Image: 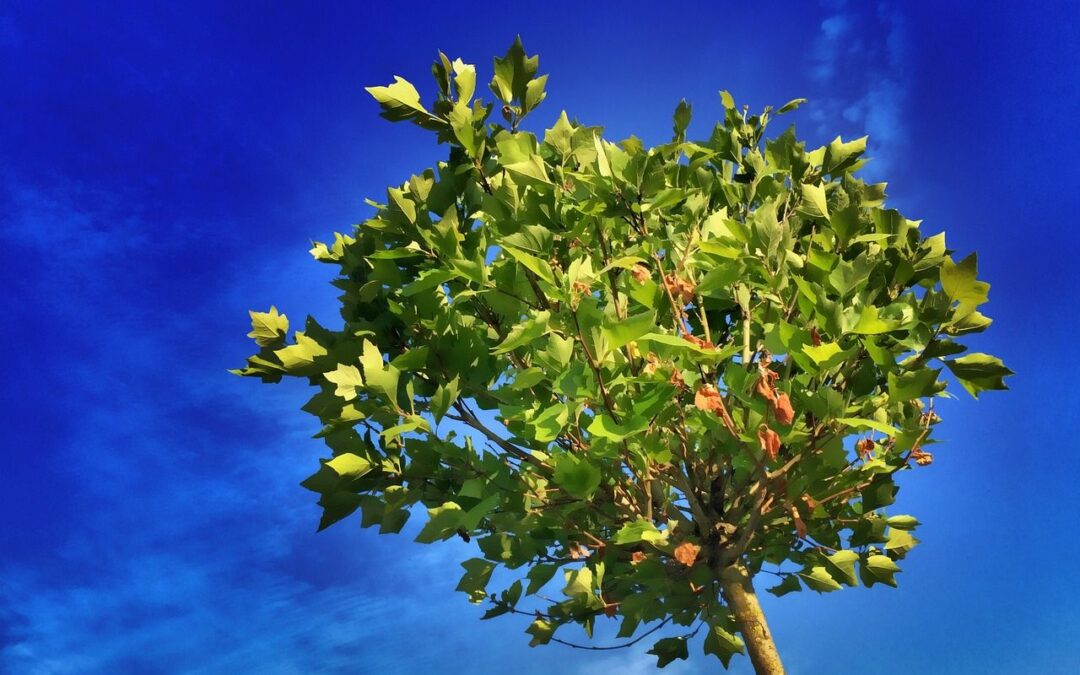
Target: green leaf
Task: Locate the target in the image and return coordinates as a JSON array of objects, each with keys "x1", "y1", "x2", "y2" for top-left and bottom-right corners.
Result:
[
  {"x1": 602, "y1": 311, "x2": 655, "y2": 349},
  {"x1": 823, "y1": 135, "x2": 867, "y2": 174},
  {"x1": 530, "y1": 403, "x2": 568, "y2": 442},
  {"x1": 380, "y1": 416, "x2": 428, "y2": 443},
  {"x1": 313, "y1": 491, "x2": 363, "y2": 532},
  {"x1": 719, "y1": 90, "x2": 736, "y2": 110},
  {"x1": 300, "y1": 453, "x2": 373, "y2": 494},
  {"x1": 503, "y1": 246, "x2": 556, "y2": 285},
  {"x1": 593, "y1": 134, "x2": 612, "y2": 177},
  {"x1": 456, "y1": 558, "x2": 496, "y2": 603},
  {"x1": 524, "y1": 74, "x2": 548, "y2": 113},
  {"x1": 544, "y1": 111, "x2": 575, "y2": 155},
  {"x1": 672, "y1": 99, "x2": 692, "y2": 140},
  {"x1": 945, "y1": 353, "x2": 1013, "y2": 398},
  {"x1": 389, "y1": 346, "x2": 428, "y2": 371},
  {"x1": 886, "y1": 515, "x2": 921, "y2": 530},
  {"x1": 829, "y1": 205, "x2": 861, "y2": 247},
  {"x1": 777, "y1": 97, "x2": 807, "y2": 114},
  {"x1": 851, "y1": 305, "x2": 895, "y2": 335},
  {"x1": 401, "y1": 269, "x2": 455, "y2": 296},
  {"x1": 887, "y1": 368, "x2": 940, "y2": 402},
  {"x1": 526, "y1": 618, "x2": 555, "y2": 647},
  {"x1": 767, "y1": 574, "x2": 802, "y2": 597},
  {"x1": 526, "y1": 563, "x2": 559, "y2": 595},
  {"x1": 940, "y1": 253, "x2": 985, "y2": 304},
  {"x1": 824, "y1": 550, "x2": 860, "y2": 587},
  {"x1": 415, "y1": 502, "x2": 464, "y2": 543},
  {"x1": 636, "y1": 332, "x2": 736, "y2": 361},
  {"x1": 460, "y1": 494, "x2": 499, "y2": 532},
  {"x1": 431, "y1": 376, "x2": 460, "y2": 422},
  {"x1": 885, "y1": 528, "x2": 920, "y2": 558},
  {"x1": 562, "y1": 566, "x2": 597, "y2": 602},
  {"x1": 703, "y1": 624, "x2": 745, "y2": 667},
  {"x1": 860, "y1": 554, "x2": 901, "y2": 588},
  {"x1": 552, "y1": 453, "x2": 602, "y2": 499},
  {"x1": 494, "y1": 310, "x2": 552, "y2": 354},
  {"x1": 504, "y1": 155, "x2": 553, "y2": 185},
  {"x1": 648, "y1": 637, "x2": 689, "y2": 668},
  {"x1": 800, "y1": 182, "x2": 829, "y2": 220},
  {"x1": 365, "y1": 76, "x2": 443, "y2": 130},
  {"x1": 545, "y1": 333, "x2": 574, "y2": 367},
  {"x1": 612, "y1": 518, "x2": 668, "y2": 545},
  {"x1": 828, "y1": 255, "x2": 873, "y2": 299},
  {"x1": 800, "y1": 565, "x2": 842, "y2": 592},
  {"x1": 452, "y1": 59, "x2": 476, "y2": 102},
  {"x1": 802, "y1": 341, "x2": 848, "y2": 369},
  {"x1": 247, "y1": 306, "x2": 289, "y2": 346},
  {"x1": 360, "y1": 339, "x2": 401, "y2": 402},
  {"x1": 449, "y1": 103, "x2": 481, "y2": 157},
  {"x1": 586, "y1": 413, "x2": 648, "y2": 441},
  {"x1": 274, "y1": 332, "x2": 327, "y2": 371},
  {"x1": 491, "y1": 36, "x2": 540, "y2": 108},
  {"x1": 836, "y1": 417, "x2": 899, "y2": 436},
  {"x1": 325, "y1": 364, "x2": 363, "y2": 401}
]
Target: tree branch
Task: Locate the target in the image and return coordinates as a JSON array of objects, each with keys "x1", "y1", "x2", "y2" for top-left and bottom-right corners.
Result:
[{"x1": 448, "y1": 403, "x2": 546, "y2": 470}]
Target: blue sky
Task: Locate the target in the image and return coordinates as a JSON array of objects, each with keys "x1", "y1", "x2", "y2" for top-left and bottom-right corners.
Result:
[{"x1": 2, "y1": 1, "x2": 1078, "y2": 673}]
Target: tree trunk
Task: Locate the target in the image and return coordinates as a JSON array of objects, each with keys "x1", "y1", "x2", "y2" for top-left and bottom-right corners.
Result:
[{"x1": 720, "y1": 564, "x2": 785, "y2": 675}]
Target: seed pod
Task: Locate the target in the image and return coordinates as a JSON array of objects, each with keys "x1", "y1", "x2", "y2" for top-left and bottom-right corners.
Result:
[
  {"x1": 643, "y1": 353, "x2": 661, "y2": 375},
  {"x1": 856, "y1": 438, "x2": 875, "y2": 459}
]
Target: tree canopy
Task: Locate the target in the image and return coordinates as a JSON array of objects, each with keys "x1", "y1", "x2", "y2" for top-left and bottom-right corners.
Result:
[{"x1": 234, "y1": 38, "x2": 1011, "y2": 672}]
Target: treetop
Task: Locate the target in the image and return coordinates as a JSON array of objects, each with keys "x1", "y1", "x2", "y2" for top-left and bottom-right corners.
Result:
[{"x1": 234, "y1": 38, "x2": 1011, "y2": 670}]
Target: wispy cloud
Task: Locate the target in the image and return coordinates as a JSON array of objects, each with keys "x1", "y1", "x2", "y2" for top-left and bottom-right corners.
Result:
[
  {"x1": 807, "y1": 1, "x2": 910, "y2": 178},
  {"x1": 0, "y1": 176, "x2": 479, "y2": 673}
]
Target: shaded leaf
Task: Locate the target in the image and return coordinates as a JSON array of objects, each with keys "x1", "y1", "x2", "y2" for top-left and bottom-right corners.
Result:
[{"x1": 945, "y1": 353, "x2": 1013, "y2": 398}]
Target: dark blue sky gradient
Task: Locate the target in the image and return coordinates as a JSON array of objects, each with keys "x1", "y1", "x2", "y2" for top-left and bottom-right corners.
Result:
[{"x1": 2, "y1": 2, "x2": 1078, "y2": 673}]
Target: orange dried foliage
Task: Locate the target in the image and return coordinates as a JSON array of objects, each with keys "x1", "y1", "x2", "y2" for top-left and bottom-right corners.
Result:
[
  {"x1": 758, "y1": 426, "x2": 781, "y2": 461},
  {"x1": 911, "y1": 449, "x2": 934, "y2": 466},
  {"x1": 791, "y1": 505, "x2": 807, "y2": 538},
  {"x1": 682, "y1": 334, "x2": 715, "y2": 350},
  {"x1": 663, "y1": 274, "x2": 696, "y2": 304},
  {"x1": 771, "y1": 392, "x2": 795, "y2": 425},
  {"x1": 755, "y1": 376, "x2": 777, "y2": 403},
  {"x1": 673, "y1": 541, "x2": 700, "y2": 567},
  {"x1": 630, "y1": 264, "x2": 651, "y2": 284},
  {"x1": 694, "y1": 384, "x2": 722, "y2": 413},
  {"x1": 568, "y1": 544, "x2": 591, "y2": 560}
]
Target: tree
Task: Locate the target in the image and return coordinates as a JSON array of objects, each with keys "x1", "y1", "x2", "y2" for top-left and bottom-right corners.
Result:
[{"x1": 233, "y1": 39, "x2": 1011, "y2": 674}]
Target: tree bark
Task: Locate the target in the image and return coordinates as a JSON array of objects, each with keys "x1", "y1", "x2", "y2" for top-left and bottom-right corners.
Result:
[{"x1": 720, "y1": 564, "x2": 785, "y2": 675}]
